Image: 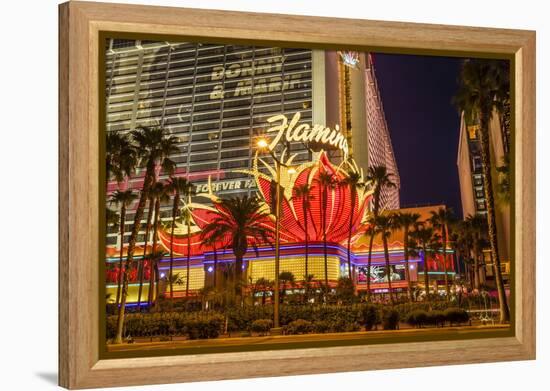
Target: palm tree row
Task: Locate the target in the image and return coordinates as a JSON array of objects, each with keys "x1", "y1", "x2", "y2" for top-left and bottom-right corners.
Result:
[
  {"x1": 454, "y1": 58, "x2": 510, "y2": 322},
  {"x1": 107, "y1": 125, "x2": 204, "y2": 343}
]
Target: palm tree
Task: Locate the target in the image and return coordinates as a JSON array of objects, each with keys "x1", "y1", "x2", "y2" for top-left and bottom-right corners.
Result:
[
  {"x1": 373, "y1": 213, "x2": 397, "y2": 304},
  {"x1": 315, "y1": 171, "x2": 336, "y2": 289},
  {"x1": 106, "y1": 132, "x2": 137, "y2": 184},
  {"x1": 466, "y1": 214, "x2": 488, "y2": 290},
  {"x1": 428, "y1": 237, "x2": 443, "y2": 296},
  {"x1": 341, "y1": 170, "x2": 364, "y2": 284},
  {"x1": 394, "y1": 212, "x2": 421, "y2": 302},
  {"x1": 293, "y1": 183, "x2": 314, "y2": 278},
  {"x1": 365, "y1": 166, "x2": 396, "y2": 301},
  {"x1": 201, "y1": 236, "x2": 225, "y2": 289},
  {"x1": 411, "y1": 225, "x2": 436, "y2": 299},
  {"x1": 302, "y1": 273, "x2": 315, "y2": 303},
  {"x1": 106, "y1": 208, "x2": 119, "y2": 231},
  {"x1": 109, "y1": 190, "x2": 138, "y2": 306},
  {"x1": 200, "y1": 196, "x2": 274, "y2": 304},
  {"x1": 454, "y1": 59, "x2": 510, "y2": 322},
  {"x1": 181, "y1": 206, "x2": 194, "y2": 298},
  {"x1": 166, "y1": 176, "x2": 194, "y2": 299},
  {"x1": 146, "y1": 181, "x2": 170, "y2": 307},
  {"x1": 496, "y1": 155, "x2": 511, "y2": 205},
  {"x1": 136, "y1": 194, "x2": 154, "y2": 311},
  {"x1": 429, "y1": 208, "x2": 455, "y2": 299},
  {"x1": 115, "y1": 126, "x2": 178, "y2": 344},
  {"x1": 253, "y1": 277, "x2": 274, "y2": 305},
  {"x1": 279, "y1": 271, "x2": 295, "y2": 302}
]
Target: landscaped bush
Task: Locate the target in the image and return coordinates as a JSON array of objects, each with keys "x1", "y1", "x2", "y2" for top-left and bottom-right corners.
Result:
[
  {"x1": 106, "y1": 312, "x2": 224, "y2": 340},
  {"x1": 406, "y1": 310, "x2": 429, "y2": 328},
  {"x1": 250, "y1": 319, "x2": 273, "y2": 335},
  {"x1": 185, "y1": 315, "x2": 224, "y2": 339},
  {"x1": 394, "y1": 301, "x2": 454, "y2": 321},
  {"x1": 426, "y1": 310, "x2": 446, "y2": 327},
  {"x1": 444, "y1": 308, "x2": 470, "y2": 326},
  {"x1": 284, "y1": 319, "x2": 313, "y2": 335},
  {"x1": 106, "y1": 303, "x2": 473, "y2": 342},
  {"x1": 312, "y1": 320, "x2": 331, "y2": 333},
  {"x1": 382, "y1": 309, "x2": 400, "y2": 330},
  {"x1": 361, "y1": 304, "x2": 381, "y2": 331}
]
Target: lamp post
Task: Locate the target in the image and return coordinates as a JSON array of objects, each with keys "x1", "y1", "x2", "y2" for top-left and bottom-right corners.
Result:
[{"x1": 257, "y1": 138, "x2": 295, "y2": 331}]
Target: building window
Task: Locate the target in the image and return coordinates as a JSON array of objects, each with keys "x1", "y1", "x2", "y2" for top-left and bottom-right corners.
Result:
[
  {"x1": 473, "y1": 175, "x2": 483, "y2": 186},
  {"x1": 472, "y1": 156, "x2": 482, "y2": 173},
  {"x1": 475, "y1": 188, "x2": 484, "y2": 198}
]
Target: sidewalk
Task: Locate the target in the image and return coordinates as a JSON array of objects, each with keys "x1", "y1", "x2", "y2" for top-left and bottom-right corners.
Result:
[{"x1": 108, "y1": 323, "x2": 510, "y2": 353}]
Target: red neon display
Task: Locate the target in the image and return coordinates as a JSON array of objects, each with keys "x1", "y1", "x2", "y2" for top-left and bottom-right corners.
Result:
[{"x1": 156, "y1": 152, "x2": 372, "y2": 256}]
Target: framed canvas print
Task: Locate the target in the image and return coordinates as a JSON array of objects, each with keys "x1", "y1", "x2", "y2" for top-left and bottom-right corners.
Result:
[{"x1": 58, "y1": 1, "x2": 536, "y2": 389}]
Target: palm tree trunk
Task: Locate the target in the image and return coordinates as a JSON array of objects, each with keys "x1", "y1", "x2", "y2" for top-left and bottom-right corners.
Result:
[
  {"x1": 115, "y1": 207, "x2": 126, "y2": 307},
  {"x1": 235, "y1": 254, "x2": 243, "y2": 305},
  {"x1": 303, "y1": 202, "x2": 309, "y2": 279},
  {"x1": 186, "y1": 217, "x2": 191, "y2": 298},
  {"x1": 347, "y1": 189, "x2": 356, "y2": 285},
  {"x1": 383, "y1": 235, "x2": 393, "y2": 304},
  {"x1": 442, "y1": 228, "x2": 450, "y2": 300},
  {"x1": 423, "y1": 246, "x2": 430, "y2": 299},
  {"x1": 322, "y1": 187, "x2": 328, "y2": 290},
  {"x1": 479, "y1": 109, "x2": 510, "y2": 322},
  {"x1": 137, "y1": 197, "x2": 153, "y2": 311},
  {"x1": 474, "y1": 248, "x2": 481, "y2": 290},
  {"x1": 169, "y1": 191, "x2": 179, "y2": 300},
  {"x1": 115, "y1": 163, "x2": 155, "y2": 344},
  {"x1": 366, "y1": 232, "x2": 375, "y2": 302},
  {"x1": 213, "y1": 247, "x2": 218, "y2": 287},
  {"x1": 148, "y1": 197, "x2": 161, "y2": 307},
  {"x1": 403, "y1": 229, "x2": 413, "y2": 302}
]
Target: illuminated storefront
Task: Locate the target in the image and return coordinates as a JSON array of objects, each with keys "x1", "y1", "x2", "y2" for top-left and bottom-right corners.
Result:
[{"x1": 105, "y1": 151, "x2": 454, "y2": 302}]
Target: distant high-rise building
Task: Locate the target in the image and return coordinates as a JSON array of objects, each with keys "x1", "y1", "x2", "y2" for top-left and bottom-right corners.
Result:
[
  {"x1": 456, "y1": 107, "x2": 511, "y2": 282},
  {"x1": 325, "y1": 52, "x2": 400, "y2": 211}
]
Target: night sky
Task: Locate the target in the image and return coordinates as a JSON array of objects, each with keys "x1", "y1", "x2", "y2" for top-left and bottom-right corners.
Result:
[{"x1": 372, "y1": 53, "x2": 464, "y2": 216}]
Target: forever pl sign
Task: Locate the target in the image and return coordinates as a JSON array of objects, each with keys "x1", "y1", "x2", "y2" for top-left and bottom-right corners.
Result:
[{"x1": 265, "y1": 111, "x2": 349, "y2": 159}]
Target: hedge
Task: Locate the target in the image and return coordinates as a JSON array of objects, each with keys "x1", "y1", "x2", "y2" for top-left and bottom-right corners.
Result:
[
  {"x1": 406, "y1": 308, "x2": 469, "y2": 328},
  {"x1": 107, "y1": 302, "x2": 467, "y2": 340},
  {"x1": 106, "y1": 312, "x2": 224, "y2": 340}
]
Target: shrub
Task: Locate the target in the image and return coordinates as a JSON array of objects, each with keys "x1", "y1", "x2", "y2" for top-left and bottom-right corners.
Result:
[
  {"x1": 331, "y1": 320, "x2": 361, "y2": 332},
  {"x1": 406, "y1": 310, "x2": 429, "y2": 328},
  {"x1": 444, "y1": 308, "x2": 469, "y2": 325},
  {"x1": 361, "y1": 304, "x2": 381, "y2": 331},
  {"x1": 250, "y1": 319, "x2": 273, "y2": 335},
  {"x1": 427, "y1": 310, "x2": 446, "y2": 327},
  {"x1": 105, "y1": 312, "x2": 223, "y2": 341},
  {"x1": 284, "y1": 319, "x2": 313, "y2": 335},
  {"x1": 312, "y1": 320, "x2": 331, "y2": 333},
  {"x1": 382, "y1": 309, "x2": 400, "y2": 330}
]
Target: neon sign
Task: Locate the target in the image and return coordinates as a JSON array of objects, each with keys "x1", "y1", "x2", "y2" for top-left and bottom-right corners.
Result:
[{"x1": 265, "y1": 112, "x2": 349, "y2": 159}]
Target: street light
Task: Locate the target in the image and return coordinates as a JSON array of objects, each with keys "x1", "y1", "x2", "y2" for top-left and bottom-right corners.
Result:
[{"x1": 256, "y1": 138, "x2": 295, "y2": 332}]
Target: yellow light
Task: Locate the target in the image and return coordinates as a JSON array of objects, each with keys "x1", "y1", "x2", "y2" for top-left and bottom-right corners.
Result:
[
  {"x1": 287, "y1": 167, "x2": 296, "y2": 175},
  {"x1": 257, "y1": 138, "x2": 268, "y2": 149}
]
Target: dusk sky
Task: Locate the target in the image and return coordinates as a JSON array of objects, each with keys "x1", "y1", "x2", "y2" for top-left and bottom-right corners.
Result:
[{"x1": 372, "y1": 53, "x2": 464, "y2": 216}]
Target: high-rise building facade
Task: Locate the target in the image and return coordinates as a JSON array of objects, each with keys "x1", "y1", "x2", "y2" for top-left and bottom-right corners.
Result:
[
  {"x1": 105, "y1": 39, "x2": 319, "y2": 247},
  {"x1": 325, "y1": 52, "x2": 400, "y2": 211},
  {"x1": 456, "y1": 108, "x2": 511, "y2": 282}
]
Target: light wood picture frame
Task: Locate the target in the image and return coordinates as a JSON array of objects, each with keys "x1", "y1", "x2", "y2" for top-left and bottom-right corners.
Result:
[{"x1": 59, "y1": 1, "x2": 536, "y2": 389}]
